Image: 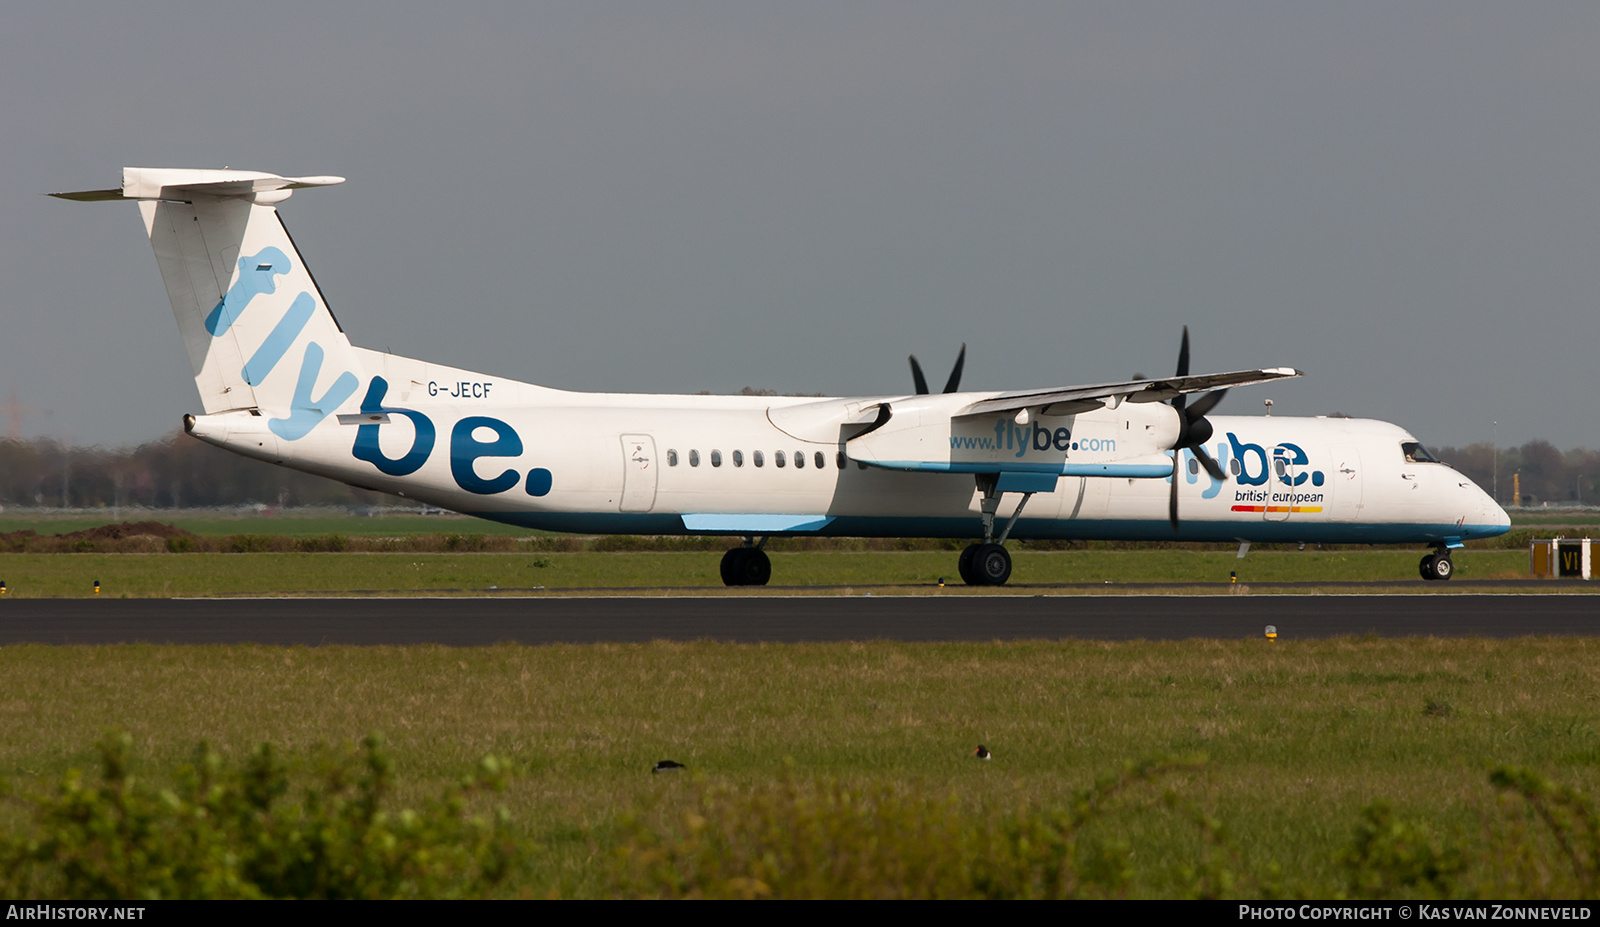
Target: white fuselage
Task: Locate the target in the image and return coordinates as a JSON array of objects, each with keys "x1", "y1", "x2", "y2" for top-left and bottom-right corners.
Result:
[{"x1": 189, "y1": 348, "x2": 1509, "y2": 546}]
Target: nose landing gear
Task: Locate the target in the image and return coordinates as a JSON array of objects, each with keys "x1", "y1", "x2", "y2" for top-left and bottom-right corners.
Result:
[{"x1": 1419, "y1": 548, "x2": 1454, "y2": 581}]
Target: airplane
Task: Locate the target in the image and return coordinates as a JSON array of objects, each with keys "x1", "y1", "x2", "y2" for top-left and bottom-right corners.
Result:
[{"x1": 53, "y1": 168, "x2": 1511, "y2": 586}]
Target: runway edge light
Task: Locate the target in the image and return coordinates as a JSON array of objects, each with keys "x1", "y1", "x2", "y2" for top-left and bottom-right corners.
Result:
[{"x1": 1265, "y1": 625, "x2": 1277, "y2": 642}]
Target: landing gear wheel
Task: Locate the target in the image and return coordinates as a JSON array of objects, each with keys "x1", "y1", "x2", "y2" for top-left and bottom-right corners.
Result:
[
  {"x1": 720, "y1": 548, "x2": 772, "y2": 586},
  {"x1": 958, "y1": 544, "x2": 980, "y2": 586},
  {"x1": 975, "y1": 543, "x2": 1013, "y2": 586},
  {"x1": 1419, "y1": 552, "x2": 1454, "y2": 581}
]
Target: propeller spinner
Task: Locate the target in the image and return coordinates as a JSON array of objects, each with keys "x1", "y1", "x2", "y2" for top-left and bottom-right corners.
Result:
[{"x1": 1169, "y1": 327, "x2": 1229, "y2": 530}]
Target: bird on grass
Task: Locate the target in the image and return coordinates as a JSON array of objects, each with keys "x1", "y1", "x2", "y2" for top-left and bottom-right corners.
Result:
[
  {"x1": 653, "y1": 760, "x2": 686, "y2": 773},
  {"x1": 973, "y1": 745, "x2": 991, "y2": 760}
]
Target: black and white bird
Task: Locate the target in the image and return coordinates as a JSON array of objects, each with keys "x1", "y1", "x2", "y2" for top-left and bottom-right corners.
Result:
[
  {"x1": 652, "y1": 760, "x2": 686, "y2": 773},
  {"x1": 973, "y1": 745, "x2": 991, "y2": 760}
]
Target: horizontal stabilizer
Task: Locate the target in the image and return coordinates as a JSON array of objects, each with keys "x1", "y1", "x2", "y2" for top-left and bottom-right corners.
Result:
[
  {"x1": 50, "y1": 188, "x2": 125, "y2": 202},
  {"x1": 51, "y1": 168, "x2": 344, "y2": 204}
]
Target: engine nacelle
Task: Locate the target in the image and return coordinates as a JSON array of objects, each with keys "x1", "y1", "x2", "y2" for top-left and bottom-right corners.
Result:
[{"x1": 846, "y1": 396, "x2": 1180, "y2": 481}]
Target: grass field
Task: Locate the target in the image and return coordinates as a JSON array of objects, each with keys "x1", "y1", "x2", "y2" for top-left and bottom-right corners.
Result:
[
  {"x1": 0, "y1": 508, "x2": 536, "y2": 538},
  {"x1": 1506, "y1": 509, "x2": 1600, "y2": 527},
  {"x1": 0, "y1": 637, "x2": 1595, "y2": 897},
  {"x1": 0, "y1": 507, "x2": 1587, "y2": 595},
  {"x1": 0, "y1": 548, "x2": 1554, "y2": 597}
]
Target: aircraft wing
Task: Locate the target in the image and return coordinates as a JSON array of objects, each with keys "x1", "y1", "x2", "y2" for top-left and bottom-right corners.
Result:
[{"x1": 957, "y1": 366, "x2": 1301, "y2": 418}]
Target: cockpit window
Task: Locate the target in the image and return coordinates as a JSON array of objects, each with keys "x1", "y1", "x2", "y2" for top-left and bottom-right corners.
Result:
[{"x1": 1401, "y1": 442, "x2": 1440, "y2": 463}]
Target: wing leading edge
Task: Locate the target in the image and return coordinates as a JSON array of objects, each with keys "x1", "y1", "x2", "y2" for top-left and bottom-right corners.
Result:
[{"x1": 957, "y1": 366, "x2": 1301, "y2": 418}]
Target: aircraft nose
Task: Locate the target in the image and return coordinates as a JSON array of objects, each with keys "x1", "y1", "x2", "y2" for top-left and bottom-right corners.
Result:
[
  {"x1": 1474, "y1": 485, "x2": 1511, "y2": 536},
  {"x1": 1456, "y1": 471, "x2": 1510, "y2": 538}
]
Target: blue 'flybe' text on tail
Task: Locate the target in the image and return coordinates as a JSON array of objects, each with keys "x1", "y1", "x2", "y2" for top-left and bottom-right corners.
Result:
[{"x1": 52, "y1": 168, "x2": 363, "y2": 441}]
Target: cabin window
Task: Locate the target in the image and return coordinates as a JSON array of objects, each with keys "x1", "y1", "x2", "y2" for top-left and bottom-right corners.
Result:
[
  {"x1": 1273, "y1": 458, "x2": 1287, "y2": 477},
  {"x1": 711, "y1": 449, "x2": 722, "y2": 467},
  {"x1": 1187, "y1": 457, "x2": 1199, "y2": 476},
  {"x1": 794, "y1": 451, "x2": 805, "y2": 469},
  {"x1": 689, "y1": 449, "x2": 700, "y2": 467},
  {"x1": 1402, "y1": 442, "x2": 1440, "y2": 464},
  {"x1": 1229, "y1": 458, "x2": 1241, "y2": 477},
  {"x1": 815, "y1": 451, "x2": 827, "y2": 470},
  {"x1": 836, "y1": 451, "x2": 847, "y2": 469},
  {"x1": 857, "y1": 461, "x2": 868, "y2": 470},
  {"x1": 775, "y1": 450, "x2": 786, "y2": 468},
  {"x1": 733, "y1": 450, "x2": 744, "y2": 467},
  {"x1": 753, "y1": 450, "x2": 765, "y2": 468},
  {"x1": 667, "y1": 449, "x2": 679, "y2": 467}
]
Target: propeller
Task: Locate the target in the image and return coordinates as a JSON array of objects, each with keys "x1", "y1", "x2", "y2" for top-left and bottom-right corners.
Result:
[
  {"x1": 909, "y1": 344, "x2": 967, "y2": 395},
  {"x1": 1169, "y1": 326, "x2": 1229, "y2": 530}
]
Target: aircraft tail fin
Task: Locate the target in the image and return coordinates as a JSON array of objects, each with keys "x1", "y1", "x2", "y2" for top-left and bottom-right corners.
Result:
[{"x1": 52, "y1": 168, "x2": 364, "y2": 441}]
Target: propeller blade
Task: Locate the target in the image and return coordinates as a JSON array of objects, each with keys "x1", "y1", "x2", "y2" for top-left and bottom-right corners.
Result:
[
  {"x1": 909, "y1": 355, "x2": 930, "y2": 395},
  {"x1": 1186, "y1": 388, "x2": 1227, "y2": 419},
  {"x1": 1169, "y1": 452, "x2": 1181, "y2": 531},
  {"x1": 1165, "y1": 329, "x2": 1230, "y2": 481},
  {"x1": 942, "y1": 344, "x2": 967, "y2": 394}
]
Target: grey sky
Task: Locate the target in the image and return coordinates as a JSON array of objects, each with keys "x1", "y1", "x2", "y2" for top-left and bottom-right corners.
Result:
[{"x1": 5, "y1": 2, "x2": 1597, "y2": 449}]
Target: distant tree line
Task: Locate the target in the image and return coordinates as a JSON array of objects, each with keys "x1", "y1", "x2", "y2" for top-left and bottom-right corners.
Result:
[
  {"x1": 0, "y1": 433, "x2": 1594, "y2": 510},
  {"x1": 1432, "y1": 440, "x2": 1600, "y2": 507},
  {"x1": 0, "y1": 433, "x2": 381, "y2": 509}
]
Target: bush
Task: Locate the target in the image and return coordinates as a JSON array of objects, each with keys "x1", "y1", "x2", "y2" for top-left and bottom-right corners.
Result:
[
  {"x1": 1341, "y1": 803, "x2": 1464, "y2": 898},
  {"x1": 0, "y1": 733, "x2": 519, "y2": 899},
  {"x1": 608, "y1": 757, "x2": 1234, "y2": 899},
  {"x1": 1471, "y1": 766, "x2": 1600, "y2": 898}
]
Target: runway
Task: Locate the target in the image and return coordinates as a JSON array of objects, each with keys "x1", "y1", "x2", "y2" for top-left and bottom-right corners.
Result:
[{"x1": 0, "y1": 595, "x2": 1594, "y2": 645}]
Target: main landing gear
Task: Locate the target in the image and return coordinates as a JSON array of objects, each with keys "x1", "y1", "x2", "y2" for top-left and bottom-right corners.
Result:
[
  {"x1": 720, "y1": 538, "x2": 772, "y2": 586},
  {"x1": 1419, "y1": 547, "x2": 1454, "y2": 581},
  {"x1": 957, "y1": 476, "x2": 1034, "y2": 587},
  {"x1": 958, "y1": 543, "x2": 1012, "y2": 586}
]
